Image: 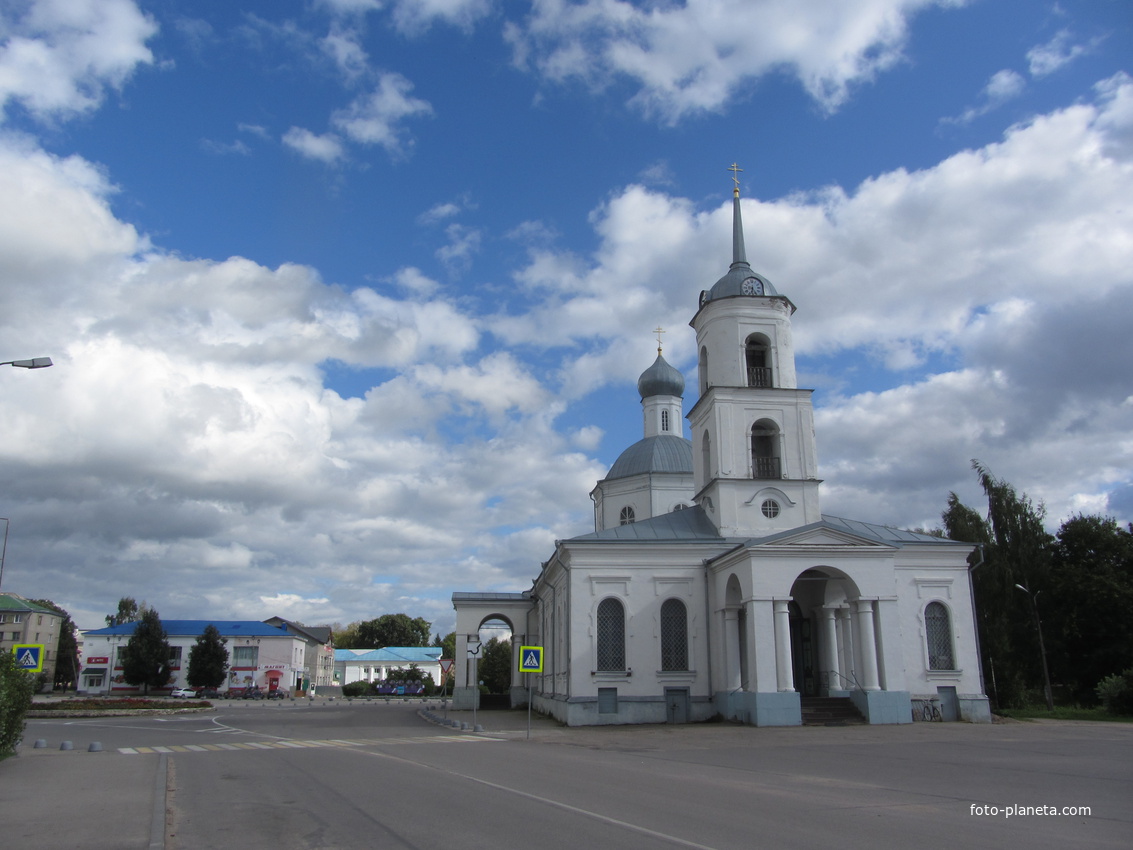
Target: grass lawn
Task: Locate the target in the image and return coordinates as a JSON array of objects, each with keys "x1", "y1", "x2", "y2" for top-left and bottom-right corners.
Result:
[{"x1": 996, "y1": 705, "x2": 1133, "y2": 722}]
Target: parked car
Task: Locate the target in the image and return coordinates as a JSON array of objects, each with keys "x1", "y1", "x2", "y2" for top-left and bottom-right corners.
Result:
[
  {"x1": 170, "y1": 687, "x2": 196, "y2": 698},
  {"x1": 242, "y1": 687, "x2": 264, "y2": 699},
  {"x1": 266, "y1": 689, "x2": 287, "y2": 700},
  {"x1": 196, "y1": 688, "x2": 220, "y2": 699}
]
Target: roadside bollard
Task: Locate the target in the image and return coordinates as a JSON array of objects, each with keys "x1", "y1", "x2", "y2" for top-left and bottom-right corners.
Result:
[
  {"x1": 60, "y1": 741, "x2": 73, "y2": 751},
  {"x1": 88, "y1": 742, "x2": 103, "y2": 752},
  {"x1": 33, "y1": 739, "x2": 47, "y2": 748}
]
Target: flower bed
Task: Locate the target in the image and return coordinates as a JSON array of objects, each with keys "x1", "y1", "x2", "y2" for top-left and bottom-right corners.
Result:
[{"x1": 27, "y1": 698, "x2": 214, "y2": 716}]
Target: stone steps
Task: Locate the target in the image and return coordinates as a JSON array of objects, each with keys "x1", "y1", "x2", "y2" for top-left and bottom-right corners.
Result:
[{"x1": 800, "y1": 696, "x2": 865, "y2": 726}]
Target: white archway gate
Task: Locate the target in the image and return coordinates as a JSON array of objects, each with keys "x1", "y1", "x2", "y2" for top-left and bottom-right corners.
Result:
[{"x1": 451, "y1": 592, "x2": 535, "y2": 709}]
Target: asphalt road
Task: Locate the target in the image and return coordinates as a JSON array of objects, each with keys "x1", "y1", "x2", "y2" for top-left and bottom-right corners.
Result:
[{"x1": 4, "y1": 700, "x2": 1131, "y2": 849}]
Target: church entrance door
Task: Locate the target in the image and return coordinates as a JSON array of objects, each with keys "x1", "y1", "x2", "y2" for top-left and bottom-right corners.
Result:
[{"x1": 665, "y1": 688, "x2": 690, "y2": 724}]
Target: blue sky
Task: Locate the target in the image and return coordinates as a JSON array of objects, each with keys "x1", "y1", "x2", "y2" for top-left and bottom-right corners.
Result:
[{"x1": 0, "y1": 0, "x2": 1130, "y2": 634}]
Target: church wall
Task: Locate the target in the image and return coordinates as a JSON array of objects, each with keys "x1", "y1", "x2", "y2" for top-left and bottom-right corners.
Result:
[
  {"x1": 893, "y1": 556, "x2": 991, "y2": 722},
  {"x1": 542, "y1": 544, "x2": 717, "y2": 726}
]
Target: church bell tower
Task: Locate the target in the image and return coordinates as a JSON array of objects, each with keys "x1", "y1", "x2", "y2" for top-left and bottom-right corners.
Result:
[{"x1": 687, "y1": 167, "x2": 821, "y2": 536}]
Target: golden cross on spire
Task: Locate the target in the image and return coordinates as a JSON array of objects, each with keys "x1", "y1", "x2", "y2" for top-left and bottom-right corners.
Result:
[
  {"x1": 654, "y1": 326, "x2": 665, "y2": 355},
  {"x1": 728, "y1": 162, "x2": 743, "y2": 195}
]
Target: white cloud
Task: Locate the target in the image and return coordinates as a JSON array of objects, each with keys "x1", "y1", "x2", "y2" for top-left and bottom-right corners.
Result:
[
  {"x1": 1027, "y1": 29, "x2": 1093, "y2": 77},
  {"x1": 390, "y1": 0, "x2": 493, "y2": 35},
  {"x1": 282, "y1": 126, "x2": 347, "y2": 163},
  {"x1": 331, "y1": 72, "x2": 433, "y2": 153},
  {"x1": 505, "y1": 0, "x2": 959, "y2": 121},
  {"x1": 0, "y1": 0, "x2": 157, "y2": 123},
  {"x1": 944, "y1": 68, "x2": 1026, "y2": 124}
]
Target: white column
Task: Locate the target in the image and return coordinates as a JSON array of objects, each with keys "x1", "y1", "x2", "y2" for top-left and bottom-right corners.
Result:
[
  {"x1": 723, "y1": 609, "x2": 741, "y2": 690},
  {"x1": 820, "y1": 606, "x2": 841, "y2": 691},
  {"x1": 742, "y1": 600, "x2": 760, "y2": 692},
  {"x1": 773, "y1": 599, "x2": 795, "y2": 692},
  {"x1": 855, "y1": 599, "x2": 881, "y2": 691},
  {"x1": 455, "y1": 634, "x2": 468, "y2": 689},
  {"x1": 835, "y1": 607, "x2": 852, "y2": 688}
]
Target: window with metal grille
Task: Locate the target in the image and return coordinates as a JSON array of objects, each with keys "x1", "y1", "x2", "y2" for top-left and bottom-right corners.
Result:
[
  {"x1": 660, "y1": 599, "x2": 688, "y2": 671},
  {"x1": 596, "y1": 598, "x2": 625, "y2": 671},
  {"x1": 619, "y1": 506, "x2": 636, "y2": 525},
  {"x1": 661, "y1": 409, "x2": 670, "y2": 431},
  {"x1": 925, "y1": 602, "x2": 954, "y2": 670}
]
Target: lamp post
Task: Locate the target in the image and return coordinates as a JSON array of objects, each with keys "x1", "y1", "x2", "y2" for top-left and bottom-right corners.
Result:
[
  {"x1": 0, "y1": 517, "x2": 8, "y2": 592},
  {"x1": 1015, "y1": 583, "x2": 1054, "y2": 711},
  {"x1": 467, "y1": 635, "x2": 482, "y2": 729},
  {"x1": 1, "y1": 357, "x2": 53, "y2": 369}
]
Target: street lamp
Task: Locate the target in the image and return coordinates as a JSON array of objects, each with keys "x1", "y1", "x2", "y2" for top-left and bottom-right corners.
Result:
[
  {"x1": 0, "y1": 518, "x2": 8, "y2": 592},
  {"x1": 1, "y1": 357, "x2": 53, "y2": 369},
  {"x1": 1015, "y1": 583, "x2": 1054, "y2": 711}
]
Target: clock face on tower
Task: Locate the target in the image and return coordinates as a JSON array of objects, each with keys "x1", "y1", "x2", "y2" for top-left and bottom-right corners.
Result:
[{"x1": 741, "y1": 277, "x2": 763, "y2": 296}]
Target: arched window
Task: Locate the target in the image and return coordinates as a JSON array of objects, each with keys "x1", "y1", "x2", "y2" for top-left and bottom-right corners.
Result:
[
  {"x1": 619, "y1": 506, "x2": 636, "y2": 525},
  {"x1": 698, "y1": 347, "x2": 708, "y2": 396},
  {"x1": 661, "y1": 409, "x2": 670, "y2": 432},
  {"x1": 751, "y1": 420, "x2": 781, "y2": 479},
  {"x1": 660, "y1": 599, "x2": 688, "y2": 671},
  {"x1": 597, "y1": 598, "x2": 626, "y2": 671},
  {"x1": 925, "y1": 602, "x2": 954, "y2": 670},
  {"x1": 745, "y1": 334, "x2": 772, "y2": 388}
]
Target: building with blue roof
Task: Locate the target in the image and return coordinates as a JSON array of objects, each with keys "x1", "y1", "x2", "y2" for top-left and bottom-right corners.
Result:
[
  {"x1": 80, "y1": 618, "x2": 334, "y2": 696},
  {"x1": 334, "y1": 646, "x2": 444, "y2": 687},
  {"x1": 452, "y1": 173, "x2": 990, "y2": 728}
]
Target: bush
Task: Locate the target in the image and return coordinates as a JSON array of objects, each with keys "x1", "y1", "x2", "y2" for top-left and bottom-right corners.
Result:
[
  {"x1": 1095, "y1": 668, "x2": 1133, "y2": 715},
  {"x1": 342, "y1": 681, "x2": 375, "y2": 698},
  {"x1": 0, "y1": 650, "x2": 37, "y2": 753}
]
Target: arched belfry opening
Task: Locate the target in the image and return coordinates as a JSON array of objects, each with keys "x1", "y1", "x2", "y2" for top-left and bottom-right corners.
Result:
[
  {"x1": 751, "y1": 419, "x2": 781, "y2": 479},
  {"x1": 745, "y1": 334, "x2": 772, "y2": 388}
]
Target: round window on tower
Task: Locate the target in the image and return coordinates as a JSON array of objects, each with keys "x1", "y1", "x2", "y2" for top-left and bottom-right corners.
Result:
[{"x1": 761, "y1": 499, "x2": 781, "y2": 519}]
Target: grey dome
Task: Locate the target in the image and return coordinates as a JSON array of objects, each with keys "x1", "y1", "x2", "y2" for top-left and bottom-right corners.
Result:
[
  {"x1": 606, "y1": 435, "x2": 693, "y2": 480},
  {"x1": 637, "y1": 353, "x2": 684, "y2": 399},
  {"x1": 707, "y1": 263, "x2": 778, "y2": 301}
]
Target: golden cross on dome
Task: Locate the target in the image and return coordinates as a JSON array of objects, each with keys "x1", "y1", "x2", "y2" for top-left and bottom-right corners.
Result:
[
  {"x1": 728, "y1": 162, "x2": 743, "y2": 194},
  {"x1": 654, "y1": 326, "x2": 665, "y2": 355}
]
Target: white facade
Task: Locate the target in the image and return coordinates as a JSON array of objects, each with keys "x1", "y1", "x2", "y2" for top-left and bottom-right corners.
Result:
[
  {"x1": 334, "y1": 647, "x2": 444, "y2": 687},
  {"x1": 80, "y1": 620, "x2": 318, "y2": 695},
  {"x1": 452, "y1": 181, "x2": 990, "y2": 727}
]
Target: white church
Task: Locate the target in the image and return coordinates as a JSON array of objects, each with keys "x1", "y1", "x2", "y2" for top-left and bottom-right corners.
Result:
[{"x1": 452, "y1": 175, "x2": 991, "y2": 726}]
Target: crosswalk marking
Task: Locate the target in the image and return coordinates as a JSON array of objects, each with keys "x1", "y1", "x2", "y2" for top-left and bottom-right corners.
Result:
[{"x1": 118, "y1": 735, "x2": 499, "y2": 755}]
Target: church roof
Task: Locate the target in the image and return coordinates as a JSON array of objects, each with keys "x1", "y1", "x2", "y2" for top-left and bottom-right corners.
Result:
[
  {"x1": 573, "y1": 505, "x2": 724, "y2": 541},
  {"x1": 605, "y1": 434, "x2": 693, "y2": 480},
  {"x1": 637, "y1": 352, "x2": 684, "y2": 399},
  {"x1": 571, "y1": 510, "x2": 969, "y2": 548}
]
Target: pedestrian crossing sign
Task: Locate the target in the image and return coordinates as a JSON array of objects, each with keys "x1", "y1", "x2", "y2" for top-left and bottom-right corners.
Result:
[
  {"x1": 518, "y1": 646, "x2": 543, "y2": 673},
  {"x1": 14, "y1": 644, "x2": 45, "y2": 673}
]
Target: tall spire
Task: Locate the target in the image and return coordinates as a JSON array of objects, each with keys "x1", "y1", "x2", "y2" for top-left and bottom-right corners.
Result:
[{"x1": 728, "y1": 163, "x2": 748, "y2": 268}]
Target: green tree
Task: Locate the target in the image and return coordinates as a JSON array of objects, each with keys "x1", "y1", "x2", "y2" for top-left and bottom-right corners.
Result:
[
  {"x1": 0, "y1": 649, "x2": 36, "y2": 754},
  {"x1": 356, "y1": 614, "x2": 432, "y2": 648},
  {"x1": 1047, "y1": 515, "x2": 1133, "y2": 703},
  {"x1": 478, "y1": 637, "x2": 512, "y2": 694},
  {"x1": 106, "y1": 596, "x2": 140, "y2": 627},
  {"x1": 943, "y1": 462, "x2": 1054, "y2": 708},
  {"x1": 30, "y1": 599, "x2": 79, "y2": 691},
  {"x1": 121, "y1": 608, "x2": 172, "y2": 695},
  {"x1": 186, "y1": 624, "x2": 229, "y2": 689},
  {"x1": 330, "y1": 621, "x2": 363, "y2": 648},
  {"x1": 434, "y1": 632, "x2": 456, "y2": 659}
]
